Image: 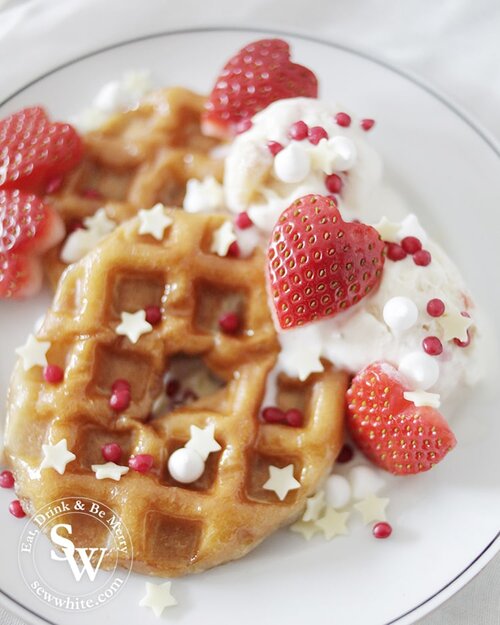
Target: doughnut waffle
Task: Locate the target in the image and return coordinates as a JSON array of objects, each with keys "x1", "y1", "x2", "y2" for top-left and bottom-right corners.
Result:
[
  {"x1": 43, "y1": 87, "x2": 223, "y2": 288},
  {"x1": 5, "y1": 209, "x2": 347, "y2": 577}
]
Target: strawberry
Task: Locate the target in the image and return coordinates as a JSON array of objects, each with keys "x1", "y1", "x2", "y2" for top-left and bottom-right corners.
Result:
[
  {"x1": 0, "y1": 106, "x2": 83, "y2": 193},
  {"x1": 346, "y1": 362, "x2": 456, "y2": 475},
  {"x1": 202, "y1": 39, "x2": 318, "y2": 139},
  {"x1": 268, "y1": 194, "x2": 385, "y2": 329},
  {"x1": 0, "y1": 190, "x2": 64, "y2": 299}
]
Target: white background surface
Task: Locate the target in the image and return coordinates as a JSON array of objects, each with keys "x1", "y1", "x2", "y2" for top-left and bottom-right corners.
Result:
[{"x1": 0, "y1": 1, "x2": 499, "y2": 624}]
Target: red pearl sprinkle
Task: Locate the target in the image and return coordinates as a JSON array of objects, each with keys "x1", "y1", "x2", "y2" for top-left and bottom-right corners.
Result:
[
  {"x1": 145, "y1": 305, "x2": 161, "y2": 326},
  {"x1": 166, "y1": 379, "x2": 180, "y2": 398},
  {"x1": 373, "y1": 521, "x2": 392, "y2": 539},
  {"x1": 285, "y1": 409, "x2": 303, "y2": 427},
  {"x1": 325, "y1": 173, "x2": 343, "y2": 194},
  {"x1": 427, "y1": 298, "x2": 445, "y2": 317},
  {"x1": 267, "y1": 140, "x2": 284, "y2": 156},
  {"x1": 67, "y1": 219, "x2": 84, "y2": 233},
  {"x1": 235, "y1": 211, "x2": 253, "y2": 229},
  {"x1": 128, "y1": 454, "x2": 154, "y2": 473},
  {"x1": 236, "y1": 119, "x2": 253, "y2": 134},
  {"x1": 102, "y1": 443, "x2": 122, "y2": 463},
  {"x1": 288, "y1": 120, "x2": 309, "y2": 140},
  {"x1": 335, "y1": 112, "x2": 351, "y2": 127},
  {"x1": 9, "y1": 500, "x2": 26, "y2": 519},
  {"x1": 401, "y1": 236, "x2": 422, "y2": 254},
  {"x1": 112, "y1": 379, "x2": 130, "y2": 393},
  {"x1": 45, "y1": 175, "x2": 64, "y2": 194},
  {"x1": 0, "y1": 470, "x2": 15, "y2": 489},
  {"x1": 386, "y1": 242, "x2": 407, "y2": 262},
  {"x1": 308, "y1": 126, "x2": 329, "y2": 145},
  {"x1": 361, "y1": 118, "x2": 375, "y2": 131},
  {"x1": 81, "y1": 187, "x2": 103, "y2": 200},
  {"x1": 337, "y1": 444, "x2": 354, "y2": 464},
  {"x1": 262, "y1": 406, "x2": 286, "y2": 423},
  {"x1": 413, "y1": 249, "x2": 432, "y2": 266},
  {"x1": 43, "y1": 364, "x2": 64, "y2": 384},
  {"x1": 422, "y1": 336, "x2": 443, "y2": 356},
  {"x1": 219, "y1": 312, "x2": 240, "y2": 334},
  {"x1": 109, "y1": 389, "x2": 131, "y2": 412},
  {"x1": 227, "y1": 241, "x2": 240, "y2": 257}
]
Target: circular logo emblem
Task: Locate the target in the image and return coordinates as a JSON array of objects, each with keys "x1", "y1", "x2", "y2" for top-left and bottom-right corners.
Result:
[{"x1": 18, "y1": 497, "x2": 133, "y2": 612}]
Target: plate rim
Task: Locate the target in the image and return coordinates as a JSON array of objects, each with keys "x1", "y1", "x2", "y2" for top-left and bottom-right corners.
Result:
[{"x1": 0, "y1": 24, "x2": 499, "y2": 625}]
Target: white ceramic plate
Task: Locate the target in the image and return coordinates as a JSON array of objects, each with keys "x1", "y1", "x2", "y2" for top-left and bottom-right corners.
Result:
[{"x1": 0, "y1": 27, "x2": 499, "y2": 625}]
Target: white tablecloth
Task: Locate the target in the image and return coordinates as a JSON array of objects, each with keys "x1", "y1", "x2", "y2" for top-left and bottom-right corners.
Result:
[{"x1": 0, "y1": 1, "x2": 499, "y2": 623}]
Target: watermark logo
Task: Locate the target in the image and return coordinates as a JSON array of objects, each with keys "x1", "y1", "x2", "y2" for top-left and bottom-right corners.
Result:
[{"x1": 18, "y1": 497, "x2": 133, "y2": 612}]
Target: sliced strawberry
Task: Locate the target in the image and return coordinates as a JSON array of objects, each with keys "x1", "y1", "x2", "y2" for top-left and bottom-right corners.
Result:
[
  {"x1": 0, "y1": 106, "x2": 83, "y2": 192},
  {"x1": 346, "y1": 362, "x2": 456, "y2": 475},
  {"x1": 0, "y1": 252, "x2": 43, "y2": 299},
  {"x1": 267, "y1": 194, "x2": 385, "y2": 329},
  {"x1": 202, "y1": 39, "x2": 318, "y2": 139}
]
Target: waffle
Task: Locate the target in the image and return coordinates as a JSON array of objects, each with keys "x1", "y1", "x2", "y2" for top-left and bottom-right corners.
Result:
[
  {"x1": 43, "y1": 87, "x2": 223, "y2": 288},
  {"x1": 5, "y1": 209, "x2": 347, "y2": 577}
]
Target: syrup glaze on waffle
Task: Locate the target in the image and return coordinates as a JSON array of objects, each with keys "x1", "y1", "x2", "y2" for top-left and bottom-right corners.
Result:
[
  {"x1": 43, "y1": 87, "x2": 223, "y2": 288},
  {"x1": 6, "y1": 209, "x2": 347, "y2": 577}
]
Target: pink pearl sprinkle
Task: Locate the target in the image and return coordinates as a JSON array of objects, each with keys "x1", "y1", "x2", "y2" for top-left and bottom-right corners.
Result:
[
  {"x1": 218, "y1": 312, "x2": 240, "y2": 334},
  {"x1": 267, "y1": 141, "x2": 284, "y2": 156},
  {"x1": 235, "y1": 211, "x2": 253, "y2": 229},
  {"x1": 413, "y1": 249, "x2": 432, "y2": 266},
  {"x1": 401, "y1": 236, "x2": 422, "y2": 255},
  {"x1": 128, "y1": 454, "x2": 154, "y2": 473},
  {"x1": 262, "y1": 406, "x2": 286, "y2": 424},
  {"x1": 288, "y1": 120, "x2": 309, "y2": 140},
  {"x1": 109, "y1": 389, "x2": 131, "y2": 412},
  {"x1": 9, "y1": 500, "x2": 26, "y2": 518},
  {"x1": 373, "y1": 521, "x2": 392, "y2": 539},
  {"x1": 422, "y1": 336, "x2": 443, "y2": 356},
  {"x1": 43, "y1": 364, "x2": 64, "y2": 384},
  {"x1": 325, "y1": 173, "x2": 343, "y2": 194},
  {"x1": 102, "y1": 443, "x2": 122, "y2": 463},
  {"x1": 361, "y1": 118, "x2": 375, "y2": 131},
  {"x1": 112, "y1": 379, "x2": 130, "y2": 393},
  {"x1": 308, "y1": 126, "x2": 329, "y2": 145},
  {"x1": 335, "y1": 112, "x2": 351, "y2": 127},
  {"x1": 145, "y1": 305, "x2": 161, "y2": 326},
  {"x1": 0, "y1": 470, "x2": 15, "y2": 489},
  {"x1": 427, "y1": 298, "x2": 445, "y2": 317},
  {"x1": 285, "y1": 409, "x2": 303, "y2": 427},
  {"x1": 386, "y1": 243, "x2": 407, "y2": 262}
]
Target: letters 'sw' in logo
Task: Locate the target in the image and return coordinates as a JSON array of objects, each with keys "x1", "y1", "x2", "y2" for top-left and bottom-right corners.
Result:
[{"x1": 50, "y1": 524, "x2": 107, "y2": 582}]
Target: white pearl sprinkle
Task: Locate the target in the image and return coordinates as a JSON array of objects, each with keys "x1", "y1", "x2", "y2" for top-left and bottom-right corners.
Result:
[
  {"x1": 399, "y1": 351, "x2": 440, "y2": 390},
  {"x1": 383, "y1": 296, "x2": 419, "y2": 333},
  {"x1": 167, "y1": 448, "x2": 205, "y2": 484},
  {"x1": 273, "y1": 142, "x2": 311, "y2": 183},
  {"x1": 324, "y1": 474, "x2": 351, "y2": 509}
]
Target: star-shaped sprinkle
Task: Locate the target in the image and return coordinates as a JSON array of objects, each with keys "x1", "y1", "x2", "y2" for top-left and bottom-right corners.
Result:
[
  {"x1": 91, "y1": 462, "x2": 129, "y2": 481},
  {"x1": 277, "y1": 325, "x2": 323, "y2": 382},
  {"x1": 116, "y1": 310, "x2": 153, "y2": 344},
  {"x1": 83, "y1": 208, "x2": 116, "y2": 236},
  {"x1": 438, "y1": 308, "x2": 473, "y2": 342},
  {"x1": 404, "y1": 390, "x2": 441, "y2": 408},
  {"x1": 15, "y1": 334, "x2": 51, "y2": 371},
  {"x1": 138, "y1": 203, "x2": 173, "y2": 241},
  {"x1": 314, "y1": 507, "x2": 350, "y2": 539},
  {"x1": 210, "y1": 221, "x2": 237, "y2": 256},
  {"x1": 372, "y1": 216, "x2": 401, "y2": 243},
  {"x1": 354, "y1": 494, "x2": 390, "y2": 525},
  {"x1": 185, "y1": 424, "x2": 221, "y2": 461},
  {"x1": 302, "y1": 490, "x2": 326, "y2": 522},
  {"x1": 139, "y1": 581, "x2": 177, "y2": 617},
  {"x1": 40, "y1": 439, "x2": 76, "y2": 475},
  {"x1": 290, "y1": 520, "x2": 321, "y2": 540},
  {"x1": 263, "y1": 464, "x2": 301, "y2": 501}
]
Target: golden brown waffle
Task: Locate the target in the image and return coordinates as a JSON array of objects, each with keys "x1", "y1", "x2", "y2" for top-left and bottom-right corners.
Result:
[
  {"x1": 43, "y1": 87, "x2": 223, "y2": 288},
  {"x1": 6, "y1": 209, "x2": 347, "y2": 577}
]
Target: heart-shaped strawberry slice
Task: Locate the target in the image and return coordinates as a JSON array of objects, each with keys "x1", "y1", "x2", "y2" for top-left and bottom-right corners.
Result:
[
  {"x1": 0, "y1": 106, "x2": 83, "y2": 193},
  {"x1": 202, "y1": 39, "x2": 318, "y2": 139},
  {"x1": 268, "y1": 194, "x2": 385, "y2": 329}
]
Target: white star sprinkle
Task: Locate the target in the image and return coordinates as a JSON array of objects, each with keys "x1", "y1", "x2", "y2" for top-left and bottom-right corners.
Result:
[
  {"x1": 372, "y1": 216, "x2": 401, "y2": 243},
  {"x1": 263, "y1": 464, "x2": 301, "y2": 501},
  {"x1": 210, "y1": 221, "x2": 237, "y2": 256},
  {"x1": 277, "y1": 325, "x2": 324, "y2": 382},
  {"x1": 290, "y1": 519, "x2": 321, "y2": 541},
  {"x1": 116, "y1": 310, "x2": 153, "y2": 344},
  {"x1": 354, "y1": 494, "x2": 390, "y2": 525},
  {"x1": 438, "y1": 308, "x2": 473, "y2": 342},
  {"x1": 314, "y1": 507, "x2": 350, "y2": 539},
  {"x1": 40, "y1": 439, "x2": 76, "y2": 475},
  {"x1": 185, "y1": 424, "x2": 221, "y2": 461},
  {"x1": 302, "y1": 490, "x2": 326, "y2": 522},
  {"x1": 83, "y1": 208, "x2": 116, "y2": 236},
  {"x1": 404, "y1": 390, "x2": 441, "y2": 408},
  {"x1": 138, "y1": 203, "x2": 173, "y2": 241},
  {"x1": 91, "y1": 462, "x2": 129, "y2": 481},
  {"x1": 139, "y1": 581, "x2": 177, "y2": 617},
  {"x1": 16, "y1": 334, "x2": 51, "y2": 371}
]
